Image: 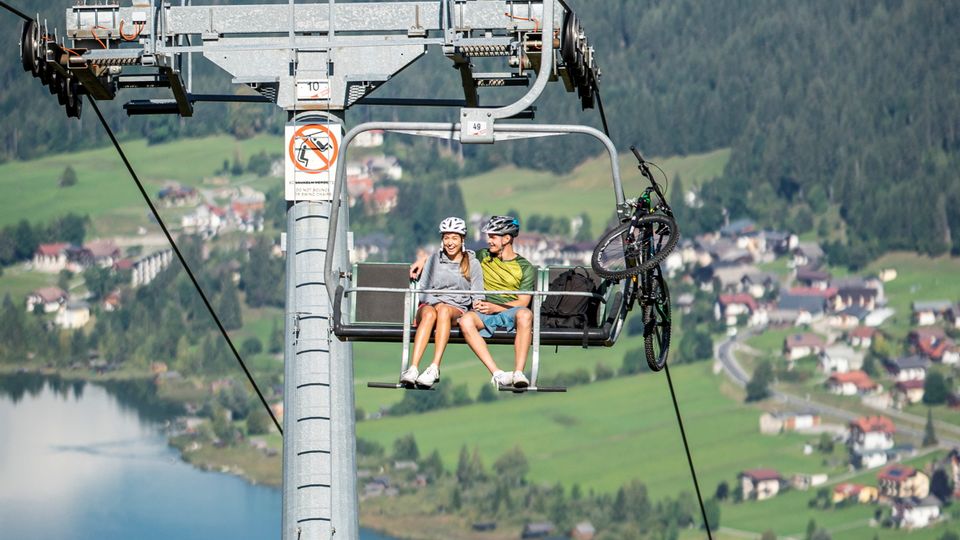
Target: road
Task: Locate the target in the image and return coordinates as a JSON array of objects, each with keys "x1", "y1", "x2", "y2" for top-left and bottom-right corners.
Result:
[{"x1": 715, "y1": 331, "x2": 960, "y2": 447}]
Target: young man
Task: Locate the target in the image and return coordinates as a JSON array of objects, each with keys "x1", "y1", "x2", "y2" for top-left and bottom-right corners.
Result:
[{"x1": 411, "y1": 215, "x2": 536, "y2": 387}]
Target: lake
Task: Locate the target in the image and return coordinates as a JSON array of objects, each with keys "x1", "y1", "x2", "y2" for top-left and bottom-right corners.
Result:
[{"x1": 0, "y1": 373, "x2": 397, "y2": 540}]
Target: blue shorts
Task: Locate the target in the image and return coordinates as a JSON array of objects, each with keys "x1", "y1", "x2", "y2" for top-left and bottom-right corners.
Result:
[{"x1": 477, "y1": 306, "x2": 522, "y2": 338}]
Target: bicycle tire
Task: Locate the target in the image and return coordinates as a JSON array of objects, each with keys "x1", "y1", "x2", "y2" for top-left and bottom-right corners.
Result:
[
  {"x1": 642, "y1": 266, "x2": 671, "y2": 372},
  {"x1": 591, "y1": 213, "x2": 679, "y2": 281}
]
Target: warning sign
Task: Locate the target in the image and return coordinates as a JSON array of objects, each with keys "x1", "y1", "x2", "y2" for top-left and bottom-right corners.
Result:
[{"x1": 284, "y1": 122, "x2": 342, "y2": 201}]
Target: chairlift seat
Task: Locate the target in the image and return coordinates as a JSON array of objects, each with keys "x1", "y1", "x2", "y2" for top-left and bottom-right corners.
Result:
[{"x1": 332, "y1": 263, "x2": 627, "y2": 347}]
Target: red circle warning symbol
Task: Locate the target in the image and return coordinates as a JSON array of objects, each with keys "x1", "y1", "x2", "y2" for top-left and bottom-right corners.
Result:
[{"x1": 288, "y1": 124, "x2": 340, "y2": 174}]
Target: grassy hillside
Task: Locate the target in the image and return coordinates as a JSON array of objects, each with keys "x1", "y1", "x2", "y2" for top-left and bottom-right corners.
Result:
[
  {"x1": 0, "y1": 134, "x2": 282, "y2": 234},
  {"x1": 357, "y1": 361, "x2": 839, "y2": 501},
  {"x1": 459, "y1": 148, "x2": 730, "y2": 234}
]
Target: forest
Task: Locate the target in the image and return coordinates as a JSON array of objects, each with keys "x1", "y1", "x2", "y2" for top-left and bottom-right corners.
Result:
[{"x1": 1, "y1": 0, "x2": 958, "y2": 264}]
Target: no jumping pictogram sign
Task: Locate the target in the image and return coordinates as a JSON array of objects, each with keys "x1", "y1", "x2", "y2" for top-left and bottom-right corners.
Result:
[
  {"x1": 288, "y1": 124, "x2": 340, "y2": 173},
  {"x1": 284, "y1": 119, "x2": 343, "y2": 201}
]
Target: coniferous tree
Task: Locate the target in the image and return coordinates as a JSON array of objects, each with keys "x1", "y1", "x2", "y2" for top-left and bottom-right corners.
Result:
[{"x1": 923, "y1": 409, "x2": 938, "y2": 447}]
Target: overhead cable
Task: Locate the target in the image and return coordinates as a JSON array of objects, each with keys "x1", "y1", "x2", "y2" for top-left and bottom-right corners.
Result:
[
  {"x1": 84, "y1": 94, "x2": 283, "y2": 435},
  {"x1": 591, "y1": 77, "x2": 714, "y2": 539}
]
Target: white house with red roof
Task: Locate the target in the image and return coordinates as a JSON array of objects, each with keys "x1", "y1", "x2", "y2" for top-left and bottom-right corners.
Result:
[
  {"x1": 847, "y1": 326, "x2": 877, "y2": 348},
  {"x1": 32, "y1": 242, "x2": 71, "y2": 273},
  {"x1": 826, "y1": 370, "x2": 879, "y2": 396},
  {"x1": 714, "y1": 293, "x2": 767, "y2": 327},
  {"x1": 910, "y1": 327, "x2": 959, "y2": 365},
  {"x1": 849, "y1": 416, "x2": 895, "y2": 469},
  {"x1": 739, "y1": 469, "x2": 783, "y2": 500}
]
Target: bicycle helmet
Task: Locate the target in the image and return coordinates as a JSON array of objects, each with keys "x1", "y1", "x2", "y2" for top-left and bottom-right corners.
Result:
[
  {"x1": 481, "y1": 215, "x2": 520, "y2": 236},
  {"x1": 438, "y1": 216, "x2": 467, "y2": 236}
]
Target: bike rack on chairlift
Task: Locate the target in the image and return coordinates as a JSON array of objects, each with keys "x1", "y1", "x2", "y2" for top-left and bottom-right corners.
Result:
[{"x1": 323, "y1": 122, "x2": 635, "y2": 392}]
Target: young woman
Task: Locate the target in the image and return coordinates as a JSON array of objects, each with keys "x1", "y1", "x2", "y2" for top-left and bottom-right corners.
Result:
[{"x1": 400, "y1": 217, "x2": 484, "y2": 388}]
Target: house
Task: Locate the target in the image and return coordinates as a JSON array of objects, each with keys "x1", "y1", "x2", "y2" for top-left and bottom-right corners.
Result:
[
  {"x1": 892, "y1": 380, "x2": 926, "y2": 406},
  {"x1": 818, "y1": 344, "x2": 864, "y2": 374},
  {"x1": 827, "y1": 305, "x2": 870, "y2": 329},
  {"x1": 522, "y1": 522, "x2": 556, "y2": 539},
  {"x1": 759, "y1": 412, "x2": 821, "y2": 434},
  {"x1": 739, "y1": 469, "x2": 783, "y2": 500},
  {"x1": 715, "y1": 293, "x2": 766, "y2": 327},
  {"x1": 910, "y1": 328, "x2": 959, "y2": 365},
  {"x1": 795, "y1": 266, "x2": 831, "y2": 289},
  {"x1": 826, "y1": 371, "x2": 879, "y2": 396},
  {"x1": 362, "y1": 186, "x2": 399, "y2": 215},
  {"x1": 791, "y1": 242, "x2": 824, "y2": 268},
  {"x1": 25, "y1": 287, "x2": 68, "y2": 313},
  {"x1": 32, "y1": 242, "x2": 71, "y2": 272},
  {"x1": 84, "y1": 240, "x2": 121, "y2": 268},
  {"x1": 783, "y1": 333, "x2": 827, "y2": 361},
  {"x1": 864, "y1": 307, "x2": 895, "y2": 327},
  {"x1": 773, "y1": 293, "x2": 827, "y2": 325},
  {"x1": 54, "y1": 301, "x2": 90, "y2": 329},
  {"x1": 354, "y1": 129, "x2": 384, "y2": 148},
  {"x1": 832, "y1": 483, "x2": 878, "y2": 504},
  {"x1": 365, "y1": 155, "x2": 402, "y2": 180},
  {"x1": 182, "y1": 204, "x2": 224, "y2": 237},
  {"x1": 892, "y1": 497, "x2": 941, "y2": 529},
  {"x1": 791, "y1": 473, "x2": 828, "y2": 490},
  {"x1": 157, "y1": 184, "x2": 199, "y2": 207},
  {"x1": 947, "y1": 304, "x2": 960, "y2": 329},
  {"x1": 847, "y1": 326, "x2": 877, "y2": 348},
  {"x1": 831, "y1": 286, "x2": 879, "y2": 312},
  {"x1": 570, "y1": 522, "x2": 595, "y2": 540},
  {"x1": 131, "y1": 250, "x2": 174, "y2": 287},
  {"x1": 848, "y1": 416, "x2": 895, "y2": 469},
  {"x1": 877, "y1": 464, "x2": 930, "y2": 501},
  {"x1": 350, "y1": 232, "x2": 393, "y2": 263},
  {"x1": 763, "y1": 230, "x2": 797, "y2": 255},
  {"x1": 885, "y1": 355, "x2": 930, "y2": 382},
  {"x1": 912, "y1": 300, "x2": 953, "y2": 326}
]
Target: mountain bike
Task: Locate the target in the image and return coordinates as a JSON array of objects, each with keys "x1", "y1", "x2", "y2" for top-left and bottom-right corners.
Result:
[
  {"x1": 591, "y1": 146, "x2": 679, "y2": 280},
  {"x1": 592, "y1": 146, "x2": 677, "y2": 371}
]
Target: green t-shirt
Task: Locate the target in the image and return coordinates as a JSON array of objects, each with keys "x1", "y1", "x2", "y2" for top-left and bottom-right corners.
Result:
[{"x1": 475, "y1": 248, "x2": 537, "y2": 305}]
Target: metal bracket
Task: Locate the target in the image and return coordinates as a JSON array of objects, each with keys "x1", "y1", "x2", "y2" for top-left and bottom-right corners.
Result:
[{"x1": 459, "y1": 108, "x2": 494, "y2": 144}]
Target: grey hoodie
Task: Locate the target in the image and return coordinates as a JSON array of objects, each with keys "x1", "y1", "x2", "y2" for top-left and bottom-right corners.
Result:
[{"x1": 418, "y1": 249, "x2": 484, "y2": 310}]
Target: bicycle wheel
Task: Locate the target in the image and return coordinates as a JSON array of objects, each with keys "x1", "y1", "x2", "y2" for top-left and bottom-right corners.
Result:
[
  {"x1": 642, "y1": 266, "x2": 671, "y2": 372},
  {"x1": 591, "y1": 213, "x2": 679, "y2": 281}
]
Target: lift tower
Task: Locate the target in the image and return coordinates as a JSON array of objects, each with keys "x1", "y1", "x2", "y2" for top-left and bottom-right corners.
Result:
[{"x1": 19, "y1": 2, "x2": 601, "y2": 539}]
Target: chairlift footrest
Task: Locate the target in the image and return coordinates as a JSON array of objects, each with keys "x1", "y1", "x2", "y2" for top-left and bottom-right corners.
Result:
[
  {"x1": 497, "y1": 385, "x2": 567, "y2": 393},
  {"x1": 367, "y1": 381, "x2": 437, "y2": 391}
]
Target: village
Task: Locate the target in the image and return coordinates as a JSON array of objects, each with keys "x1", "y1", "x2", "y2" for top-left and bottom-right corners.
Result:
[{"x1": 8, "y1": 128, "x2": 960, "y2": 535}]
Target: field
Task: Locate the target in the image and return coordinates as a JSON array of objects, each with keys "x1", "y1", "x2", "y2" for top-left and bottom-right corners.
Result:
[
  {"x1": 721, "y1": 451, "x2": 953, "y2": 539},
  {"x1": 459, "y1": 148, "x2": 730, "y2": 235},
  {"x1": 0, "y1": 134, "x2": 282, "y2": 234},
  {"x1": 864, "y1": 252, "x2": 960, "y2": 340},
  {"x1": 357, "y1": 361, "x2": 841, "y2": 501}
]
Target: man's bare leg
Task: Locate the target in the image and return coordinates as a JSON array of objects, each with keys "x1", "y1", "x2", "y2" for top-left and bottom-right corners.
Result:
[
  {"x1": 513, "y1": 307, "x2": 533, "y2": 372},
  {"x1": 458, "y1": 312, "x2": 501, "y2": 374}
]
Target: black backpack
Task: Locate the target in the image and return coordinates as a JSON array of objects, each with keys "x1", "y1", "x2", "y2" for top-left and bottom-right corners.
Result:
[{"x1": 541, "y1": 268, "x2": 601, "y2": 346}]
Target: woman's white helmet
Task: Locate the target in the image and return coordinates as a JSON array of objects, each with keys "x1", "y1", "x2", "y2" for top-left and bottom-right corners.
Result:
[{"x1": 438, "y1": 216, "x2": 467, "y2": 236}]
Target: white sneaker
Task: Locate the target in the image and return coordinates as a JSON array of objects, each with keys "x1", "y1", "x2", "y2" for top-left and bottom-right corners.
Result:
[
  {"x1": 491, "y1": 370, "x2": 513, "y2": 387},
  {"x1": 399, "y1": 366, "x2": 419, "y2": 385},
  {"x1": 416, "y1": 364, "x2": 440, "y2": 387},
  {"x1": 512, "y1": 371, "x2": 530, "y2": 388}
]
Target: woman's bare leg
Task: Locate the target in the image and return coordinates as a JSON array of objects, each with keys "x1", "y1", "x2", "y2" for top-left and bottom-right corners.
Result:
[
  {"x1": 410, "y1": 305, "x2": 437, "y2": 368},
  {"x1": 430, "y1": 304, "x2": 461, "y2": 366}
]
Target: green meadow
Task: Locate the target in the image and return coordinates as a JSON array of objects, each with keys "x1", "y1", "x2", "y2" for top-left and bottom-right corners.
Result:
[
  {"x1": 459, "y1": 148, "x2": 730, "y2": 235},
  {"x1": 0, "y1": 134, "x2": 282, "y2": 233},
  {"x1": 357, "y1": 361, "x2": 839, "y2": 501},
  {"x1": 864, "y1": 252, "x2": 960, "y2": 340}
]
